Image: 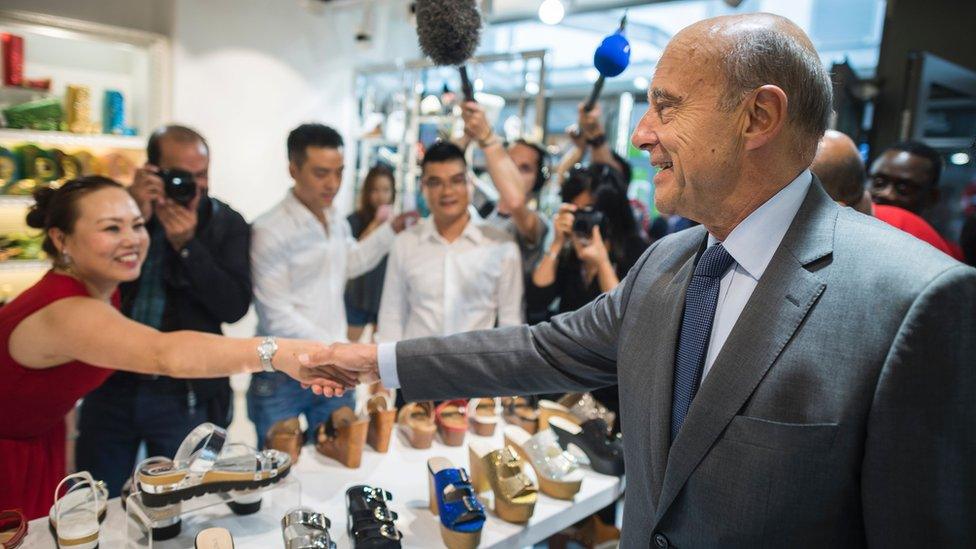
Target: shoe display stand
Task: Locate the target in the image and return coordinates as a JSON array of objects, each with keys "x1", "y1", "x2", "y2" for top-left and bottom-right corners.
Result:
[
  {"x1": 24, "y1": 427, "x2": 623, "y2": 548},
  {"x1": 124, "y1": 475, "x2": 301, "y2": 548}
]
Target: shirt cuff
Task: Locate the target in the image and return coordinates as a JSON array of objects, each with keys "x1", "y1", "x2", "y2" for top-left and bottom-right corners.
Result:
[{"x1": 377, "y1": 342, "x2": 400, "y2": 389}]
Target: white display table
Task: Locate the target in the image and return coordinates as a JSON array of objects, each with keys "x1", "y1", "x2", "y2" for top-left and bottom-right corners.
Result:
[{"x1": 23, "y1": 426, "x2": 625, "y2": 548}]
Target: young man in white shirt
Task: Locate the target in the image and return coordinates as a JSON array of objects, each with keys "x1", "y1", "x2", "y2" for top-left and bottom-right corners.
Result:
[
  {"x1": 248, "y1": 123, "x2": 411, "y2": 446},
  {"x1": 377, "y1": 141, "x2": 524, "y2": 346}
]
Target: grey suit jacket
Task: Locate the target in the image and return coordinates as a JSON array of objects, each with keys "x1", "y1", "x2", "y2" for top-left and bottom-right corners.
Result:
[{"x1": 396, "y1": 180, "x2": 976, "y2": 548}]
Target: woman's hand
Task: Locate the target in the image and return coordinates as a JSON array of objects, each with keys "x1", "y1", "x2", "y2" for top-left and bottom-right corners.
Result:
[
  {"x1": 573, "y1": 225, "x2": 611, "y2": 268},
  {"x1": 274, "y1": 340, "x2": 360, "y2": 396},
  {"x1": 552, "y1": 203, "x2": 577, "y2": 247}
]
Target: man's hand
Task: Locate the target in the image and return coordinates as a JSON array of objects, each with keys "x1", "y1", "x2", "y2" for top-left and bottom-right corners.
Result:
[
  {"x1": 461, "y1": 101, "x2": 495, "y2": 146},
  {"x1": 273, "y1": 340, "x2": 359, "y2": 397},
  {"x1": 578, "y1": 102, "x2": 606, "y2": 141},
  {"x1": 299, "y1": 342, "x2": 381, "y2": 397},
  {"x1": 129, "y1": 164, "x2": 165, "y2": 221},
  {"x1": 155, "y1": 197, "x2": 199, "y2": 251},
  {"x1": 391, "y1": 211, "x2": 420, "y2": 233}
]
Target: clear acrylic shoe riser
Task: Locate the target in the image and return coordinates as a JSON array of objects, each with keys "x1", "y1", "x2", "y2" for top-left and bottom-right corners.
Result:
[{"x1": 124, "y1": 476, "x2": 301, "y2": 548}]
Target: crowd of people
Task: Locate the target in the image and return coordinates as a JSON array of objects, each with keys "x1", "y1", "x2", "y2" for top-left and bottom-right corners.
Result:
[{"x1": 0, "y1": 14, "x2": 974, "y2": 543}]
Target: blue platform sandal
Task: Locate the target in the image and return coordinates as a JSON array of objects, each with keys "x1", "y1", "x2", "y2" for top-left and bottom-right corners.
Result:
[{"x1": 427, "y1": 457, "x2": 486, "y2": 549}]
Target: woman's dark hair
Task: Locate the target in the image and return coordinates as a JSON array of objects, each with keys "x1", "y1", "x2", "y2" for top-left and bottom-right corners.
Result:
[
  {"x1": 562, "y1": 163, "x2": 639, "y2": 264},
  {"x1": 357, "y1": 165, "x2": 396, "y2": 225},
  {"x1": 26, "y1": 176, "x2": 124, "y2": 261}
]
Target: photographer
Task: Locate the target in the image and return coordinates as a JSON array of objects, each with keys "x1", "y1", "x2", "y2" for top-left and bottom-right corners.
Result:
[
  {"x1": 75, "y1": 125, "x2": 251, "y2": 496},
  {"x1": 529, "y1": 164, "x2": 648, "y2": 318}
]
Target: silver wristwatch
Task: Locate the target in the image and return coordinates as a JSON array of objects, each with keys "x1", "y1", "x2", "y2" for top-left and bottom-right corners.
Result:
[{"x1": 257, "y1": 336, "x2": 278, "y2": 372}]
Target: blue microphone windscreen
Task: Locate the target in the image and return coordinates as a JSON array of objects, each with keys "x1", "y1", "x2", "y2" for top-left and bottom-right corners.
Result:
[{"x1": 594, "y1": 34, "x2": 631, "y2": 77}]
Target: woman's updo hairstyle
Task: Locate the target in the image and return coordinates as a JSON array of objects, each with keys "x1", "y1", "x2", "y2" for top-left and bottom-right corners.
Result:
[{"x1": 26, "y1": 175, "x2": 124, "y2": 261}]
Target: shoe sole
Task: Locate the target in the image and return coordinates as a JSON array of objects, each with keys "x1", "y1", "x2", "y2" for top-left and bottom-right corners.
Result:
[{"x1": 139, "y1": 466, "x2": 290, "y2": 508}]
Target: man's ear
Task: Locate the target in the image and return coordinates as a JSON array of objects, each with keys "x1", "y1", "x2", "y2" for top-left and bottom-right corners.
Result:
[
  {"x1": 288, "y1": 161, "x2": 300, "y2": 181},
  {"x1": 742, "y1": 84, "x2": 789, "y2": 151}
]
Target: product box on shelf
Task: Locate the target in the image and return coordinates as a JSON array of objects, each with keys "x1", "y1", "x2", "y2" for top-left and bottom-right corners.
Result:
[{"x1": 1, "y1": 33, "x2": 24, "y2": 87}]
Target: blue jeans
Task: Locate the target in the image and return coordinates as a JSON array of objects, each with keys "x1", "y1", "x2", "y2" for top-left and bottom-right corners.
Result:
[
  {"x1": 247, "y1": 371, "x2": 356, "y2": 448},
  {"x1": 76, "y1": 376, "x2": 209, "y2": 497}
]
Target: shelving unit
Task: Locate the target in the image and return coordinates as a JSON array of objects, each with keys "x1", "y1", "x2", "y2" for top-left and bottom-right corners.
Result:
[
  {"x1": 353, "y1": 50, "x2": 547, "y2": 213},
  {"x1": 0, "y1": 9, "x2": 170, "y2": 300},
  {"x1": 0, "y1": 128, "x2": 145, "y2": 150}
]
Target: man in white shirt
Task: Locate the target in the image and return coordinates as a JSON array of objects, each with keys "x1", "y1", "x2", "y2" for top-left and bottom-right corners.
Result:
[
  {"x1": 248, "y1": 123, "x2": 410, "y2": 446},
  {"x1": 377, "y1": 141, "x2": 523, "y2": 344}
]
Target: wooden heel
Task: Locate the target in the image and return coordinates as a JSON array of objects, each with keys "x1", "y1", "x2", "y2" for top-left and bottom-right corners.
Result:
[
  {"x1": 428, "y1": 464, "x2": 439, "y2": 516},
  {"x1": 440, "y1": 523, "x2": 481, "y2": 549},
  {"x1": 470, "y1": 420, "x2": 497, "y2": 437},
  {"x1": 367, "y1": 409, "x2": 396, "y2": 453},
  {"x1": 316, "y1": 407, "x2": 369, "y2": 468},
  {"x1": 494, "y1": 496, "x2": 535, "y2": 523},
  {"x1": 439, "y1": 424, "x2": 467, "y2": 447},
  {"x1": 467, "y1": 445, "x2": 490, "y2": 494}
]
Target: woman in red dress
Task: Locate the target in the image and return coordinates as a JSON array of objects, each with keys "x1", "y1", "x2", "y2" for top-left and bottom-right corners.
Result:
[{"x1": 0, "y1": 176, "x2": 351, "y2": 519}]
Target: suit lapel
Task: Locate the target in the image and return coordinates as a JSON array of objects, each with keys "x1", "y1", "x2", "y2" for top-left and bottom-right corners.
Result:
[
  {"x1": 653, "y1": 180, "x2": 838, "y2": 522},
  {"x1": 637, "y1": 238, "x2": 703, "y2": 508}
]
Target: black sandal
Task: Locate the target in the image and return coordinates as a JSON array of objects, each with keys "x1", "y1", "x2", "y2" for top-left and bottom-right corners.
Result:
[{"x1": 345, "y1": 485, "x2": 403, "y2": 548}]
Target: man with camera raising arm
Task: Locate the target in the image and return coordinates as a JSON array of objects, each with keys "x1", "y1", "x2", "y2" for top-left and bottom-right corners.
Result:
[
  {"x1": 312, "y1": 13, "x2": 974, "y2": 547},
  {"x1": 76, "y1": 125, "x2": 252, "y2": 497},
  {"x1": 460, "y1": 102, "x2": 549, "y2": 278}
]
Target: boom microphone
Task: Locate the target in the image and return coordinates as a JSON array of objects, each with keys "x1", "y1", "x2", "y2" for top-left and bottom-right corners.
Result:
[
  {"x1": 415, "y1": 0, "x2": 483, "y2": 102},
  {"x1": 584, "y1": 13, "x2": 631, "y2": 112}
]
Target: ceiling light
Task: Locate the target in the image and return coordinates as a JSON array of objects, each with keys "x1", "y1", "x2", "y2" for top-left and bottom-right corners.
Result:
[
  {"x1": 633, "y1": 76, "x2": 649, "y2": 90},
  {"x1": 538, "y1": 0, "x2": 565, "y2": 26},
  {"x1": 524, "y1": 81, "x2": 540, "y2": 95},
  {"x1": 950, "y1": 152, "x2": 970, "y2": 165}
]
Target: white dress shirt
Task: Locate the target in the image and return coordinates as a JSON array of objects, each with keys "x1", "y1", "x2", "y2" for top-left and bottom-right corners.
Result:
[
  {"x1": 701, "y1": 169, "x2": 811, "y2": 380},
  {"x1": 376, "y1": 215, "x2": 523, "y2": 346},
  {"x1": 252, "y1": 189, "x2": 394, "y2": 342},
  {"x1": 377, "y1": 170, "x2": 812, "y2": 388}
]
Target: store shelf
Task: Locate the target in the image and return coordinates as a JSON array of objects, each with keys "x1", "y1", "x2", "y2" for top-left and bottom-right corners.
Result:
[
  {"x1": 0, "y1": 85, "x2": 53, "y2": 104},
  {"x1": 0, "y1": 195, "x2": 34, "y2": 207},
  {"x1": 0, "y1": 259, "x2": 49, "y2": 271},
  {"x1": 0, "y1": 128, "x2": 144, "y2": 150}
]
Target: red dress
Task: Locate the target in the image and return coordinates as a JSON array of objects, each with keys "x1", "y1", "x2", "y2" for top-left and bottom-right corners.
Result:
[{"x1": 0, "y1": 271, "x2": 118, "y2": 520}]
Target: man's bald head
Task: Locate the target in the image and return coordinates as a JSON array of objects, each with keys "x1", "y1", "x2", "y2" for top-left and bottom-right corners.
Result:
[
  {"x1": 812, "y1": 130, "x2": 869, "y2": 210},
  {"x1": 671, "y1": 13, "x2": 832, "y2": 163}
]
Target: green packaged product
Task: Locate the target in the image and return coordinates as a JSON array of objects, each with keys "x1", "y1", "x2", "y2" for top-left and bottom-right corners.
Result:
[
  {"x1": 2, "y1": 98, "x2": 63, "y2": 131},
  {"x1": 0, "y1": 147, "x2": 20, "y2": 193}
]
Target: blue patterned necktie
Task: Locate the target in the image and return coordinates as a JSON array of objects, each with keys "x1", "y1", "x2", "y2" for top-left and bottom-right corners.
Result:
[{"x1": 671, "y1": 243, "x2": 736, "y2": 442}]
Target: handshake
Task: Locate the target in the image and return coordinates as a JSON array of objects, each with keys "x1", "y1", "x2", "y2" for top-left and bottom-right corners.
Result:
[{"x1": 294, "y1": 343, "x2": 382, "y2": 397}]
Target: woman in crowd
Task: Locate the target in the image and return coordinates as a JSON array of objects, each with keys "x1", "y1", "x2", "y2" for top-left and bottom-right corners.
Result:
[
  {"x1": 527, "y1": 164, "x2": 648, "y2": 431},
  {"x1": 529, "y1": 164, "x2": 648, "y2": 316},
  {"x1": 0, "y1": 176, "x2": 347, "y2": 519},
  {"x1": 345, "y1": 165, "x2": 396, "y2": 342}
]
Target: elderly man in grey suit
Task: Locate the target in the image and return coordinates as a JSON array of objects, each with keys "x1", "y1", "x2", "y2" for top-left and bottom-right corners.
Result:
[{"x1": 305, "y1": 13, "x2": 975, "y2": 548}]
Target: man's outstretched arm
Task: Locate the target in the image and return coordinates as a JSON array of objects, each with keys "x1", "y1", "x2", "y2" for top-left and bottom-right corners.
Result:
[{"x1": 312, "y1": 243, "x2": 657, "y2": 401}]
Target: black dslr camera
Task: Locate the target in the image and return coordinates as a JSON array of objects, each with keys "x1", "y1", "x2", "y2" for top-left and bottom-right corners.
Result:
[
  {"x1": 572, "y1": 207, "x2": 606, "y2": 236},
  {"x1": 157, "y1": 168, "x2": 197, "y2": 206}
]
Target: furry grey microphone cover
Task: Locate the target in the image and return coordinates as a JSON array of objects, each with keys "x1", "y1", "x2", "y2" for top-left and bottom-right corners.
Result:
[{"x1": 415, "y1": 0, "x2": 482, "y2": 66}]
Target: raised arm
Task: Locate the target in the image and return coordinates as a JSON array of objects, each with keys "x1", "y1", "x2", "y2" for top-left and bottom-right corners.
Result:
[{"x1": 461, "y1": 101, "x2": 541, "y2": 242}]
